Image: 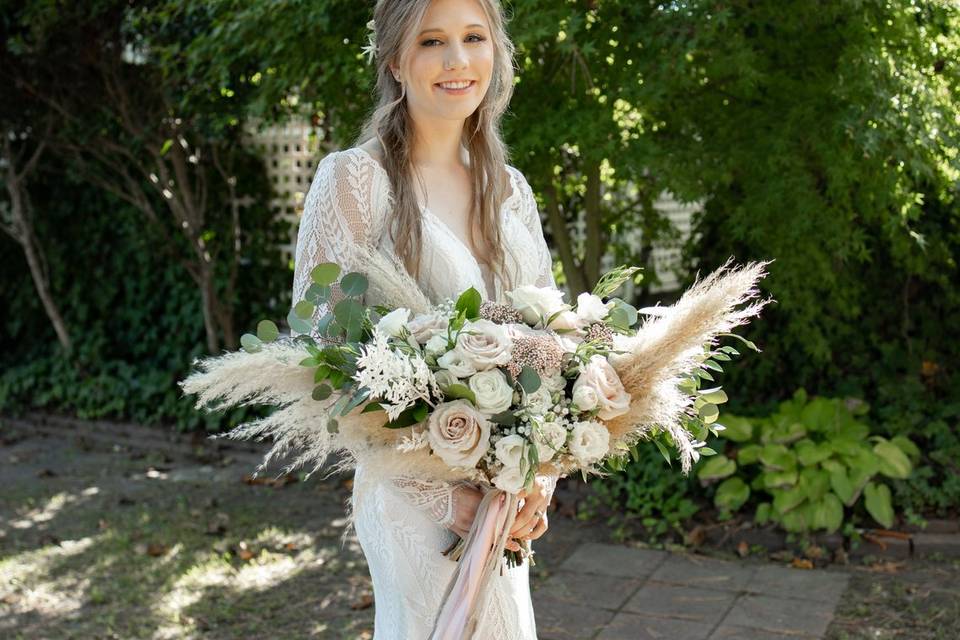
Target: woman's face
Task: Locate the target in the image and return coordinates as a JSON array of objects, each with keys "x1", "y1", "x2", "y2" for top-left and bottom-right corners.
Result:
[{"x1": 394, "y1": 0, "x2": 494, "y2": 124}]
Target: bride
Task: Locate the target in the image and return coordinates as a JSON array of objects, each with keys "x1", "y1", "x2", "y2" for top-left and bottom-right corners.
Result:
[{"x1": 291, "y1": 0, "x2": 559, "y2": 637}]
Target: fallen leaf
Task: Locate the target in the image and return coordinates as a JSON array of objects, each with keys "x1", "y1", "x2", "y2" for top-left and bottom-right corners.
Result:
[
  {"x1": 285, "y1": 542, "x2": 298, "y2": 551},
  {"x1": 804, "y1": 544, "x2": 826, "y2": 560},
  {"x1": 146, "y1": 543, "x2": 167, "y2": 557},
  {"x1": 866, "y1": 560, "x2": 906, "y2": 574},
  {"x1": 685, "y1": 525, "x2": 706, "y2": 547},
  {"x1": 833, "y1": 547, "x2": 849, "y2": 565},
  {"x1": 790, "y1": 558, "x2": 814, "y2": 570},
  {"x1": 736, "y1": 540, "x2": 750, "y2": 558},
  {"x1": 351, "y1": 594, "x2": 374, "y2": 610},
  {"x1": 238, "y1": 548, "x2": 255, "y2": 561}
]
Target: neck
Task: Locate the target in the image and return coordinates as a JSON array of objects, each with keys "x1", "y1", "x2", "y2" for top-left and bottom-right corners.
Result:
[{"x1": 409, "y1": 116, "x2": 469, "y2": 169}]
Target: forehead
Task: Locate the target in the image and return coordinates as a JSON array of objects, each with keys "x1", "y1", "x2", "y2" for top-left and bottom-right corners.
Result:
[{"x1": 418, "y1": 0, "x2": 490, "y2": 32}]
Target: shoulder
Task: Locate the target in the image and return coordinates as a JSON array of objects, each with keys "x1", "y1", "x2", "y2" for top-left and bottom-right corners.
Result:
[
  {"x1": 305, "y1": 147, "x2": 389, "y2": 235},
  {"x1": 503, "y1": 163, "x2": 538, "y2": 220}
]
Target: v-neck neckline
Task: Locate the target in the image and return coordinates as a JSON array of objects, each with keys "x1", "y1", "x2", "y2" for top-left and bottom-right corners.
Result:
[{"x1": 349, "y1": 146, "x2": 521, "y2": 301}]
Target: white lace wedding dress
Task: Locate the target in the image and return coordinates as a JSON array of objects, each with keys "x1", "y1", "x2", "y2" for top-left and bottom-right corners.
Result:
[{"x1": 291, "y1": 147, "x2": 557, "y2": 639}]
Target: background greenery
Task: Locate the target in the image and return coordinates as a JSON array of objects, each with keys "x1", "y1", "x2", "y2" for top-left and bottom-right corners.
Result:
[{"x1": 2, "y1": 0, "x2": 957, "y2": 536}]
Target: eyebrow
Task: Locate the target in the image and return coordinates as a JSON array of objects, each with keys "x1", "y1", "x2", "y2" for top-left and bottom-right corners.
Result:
[{"x1": 418, "y1": 24, "x2": 487, "y2": 36}]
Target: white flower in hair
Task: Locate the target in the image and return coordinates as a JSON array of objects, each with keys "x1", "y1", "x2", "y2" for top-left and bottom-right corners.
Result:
[{"x1": 362, "y1": 19, "x2": 377, "y2": 65}]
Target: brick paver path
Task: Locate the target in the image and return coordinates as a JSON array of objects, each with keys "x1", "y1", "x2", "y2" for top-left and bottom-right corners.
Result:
[{"x1": 534, "y1": 543, "x2": 849, "y2": 640}]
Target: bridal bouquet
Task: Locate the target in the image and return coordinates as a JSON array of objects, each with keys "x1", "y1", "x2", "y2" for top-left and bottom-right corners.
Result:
[{"x1": 181, "y1": 252, "x2": 770, "y2": 639}]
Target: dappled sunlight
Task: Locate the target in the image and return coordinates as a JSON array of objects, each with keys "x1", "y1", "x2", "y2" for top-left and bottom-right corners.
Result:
[
  {"x1": 8, "y1": 487, "x2": 99, "y2": 530},
  {"x1": 0, "y1": 535, "x2": 98, "y2": 630}
]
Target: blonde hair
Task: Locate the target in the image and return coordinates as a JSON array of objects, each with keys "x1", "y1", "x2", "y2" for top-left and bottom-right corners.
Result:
[{"x1": 353, "y1": 0, "x2": 517, "y2": 289}]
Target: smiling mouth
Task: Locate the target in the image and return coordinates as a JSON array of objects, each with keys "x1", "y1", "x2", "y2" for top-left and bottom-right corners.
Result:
[{"x1": 435, "y1": 80, "x2": 476, "y2": 91}]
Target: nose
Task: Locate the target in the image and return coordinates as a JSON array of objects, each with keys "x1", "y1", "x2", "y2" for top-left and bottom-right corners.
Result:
[{"x1": 444, "y1": 41, "x2": 469, "y2": 70}]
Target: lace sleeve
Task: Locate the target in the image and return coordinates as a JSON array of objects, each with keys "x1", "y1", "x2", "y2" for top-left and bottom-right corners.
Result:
[
  {"x1": 514, "y1": 169, "x2": 556, "y2": 289},
  {"x1": 291, "y1": 150, "x2": 380, "y2": 333},
  {"x1": 391, "y1": 476, "x2": 474, "y2": 529}
]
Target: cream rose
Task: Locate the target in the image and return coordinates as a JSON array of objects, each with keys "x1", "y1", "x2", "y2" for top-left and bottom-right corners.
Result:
[
  {"x1": 468, "y1": 369, "x2": 513, "y2": 414},
  {"x1": 424, "y1": 334, "x2": 449, "y2": 359},
  {"x1": 492, "y1": 465, "x2": 527, "y2": 494},
  {"x1": 575, "y1": 293, "x2": 610, "y2": 324},
  {"x1": 568, "y1": 420, "x2": 610, "y2": 465},
  {"x1": 547, "y1": 309, "x2": 586, "y2": 333},
  {"x1": 437, "y1": 348, "x2": 478, "y2": 378},
  {"x1": 506, "y1": 285, "x2": 569, "y2": 326},
  {"x1": 606, "y1": 333, "x2": 638, "y2": 369},
  {"x1": 434, "y1": 369, "x2": 459, "y2": 390},
  {"x1": 427, "y1": 400, "x2": 491, "y2": 468},
  {"x1": 524, "y1": 386, "x2": 554, "y2": 415},
  {"x1": 454, "y1": 319, "x2": 512, "y2": 371},
  {"x1": 542, "y1": 372, "x2": 568, "y2": 394},
  {"x1": 573, "y1": 355, "x2": 631, "y2": 420},
  {"x1": 494, "y1": 434, "x2": 527, "y2": 469},
  {"x1": 534, "y1": 421, "x2": 568, "y2": 463},
  {"x1": 376, "y1": 307, "x2": 410, "y2": 337},
  {"x1": 407, "y1": 312, "x2": 449, "y2": 344},
  {"x1": 572, "y1": 384, "x2": 599, "y2": 412}
]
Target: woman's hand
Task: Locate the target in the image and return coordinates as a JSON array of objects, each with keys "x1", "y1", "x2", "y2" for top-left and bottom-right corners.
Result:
[
  {"x1": 448, "y1": 483, "x2": 484, "y2": 539},
  {"x1": 508, "y1": 475, "x2": 553, "y2": 546}
]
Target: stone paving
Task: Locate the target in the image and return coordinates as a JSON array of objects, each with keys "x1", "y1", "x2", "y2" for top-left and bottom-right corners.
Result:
[{"x1": 534, "y1": 543, "x2": 850, "y2": 640}]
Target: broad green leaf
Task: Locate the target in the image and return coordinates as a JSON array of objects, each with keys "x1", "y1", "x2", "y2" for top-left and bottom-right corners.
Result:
[
  {"x1": 781, "y1": 507, "x2": 809, "y2": 533},
  {"x1": 240, "y1": 333, "x2": 262, "y2": 353},
  {"x1": 759, "y1": 444, "x2": 796, "y2": 471},
  {"x1": 873, "y1": 439, "x2": 912, "y2": 479},
  {"x1": 697, "y1": 455, "x2": 736, "y2": 482},
  {"x1": 256, "y1": 320, "x2": 279, "y2": 342},
  {"x1": 796, "y1": 439, "x2": 832, "y2": 466},
  {"x1": 340, "y1": 272, "x2": 369, "y2": 297},
  {"x1": 763, "y1": 469, "x2": 799, "y2": 489},
  {"x1": 455, "y1": 287, "x2": 482, "y2": 319},
  {"x1": 361, "y1": 401, "x2": 384, "y2": 414},
  {"x1": 443, "y1": 383, "x2": 477, "y2": 405},
  {"x1": 754, "y1": 502, "x2": 772, "y2": 525},
  {"x1": 490, "y1": 411, "x2": 517, "y2": 426},
  {"x1": 891, "y1": 435, "x2": 921, "y2": 463},
  {"x1": 772, "y1": 486, "x2": 806, "y2": 514},
  {"x1": 830, "y1": 468, "x2": 856, "y2": 506},
  {"x1": 722, "y1": 415, "x2": 753, "y2": 442},
  {"x1": 736, "y1": 444, "x2": 762, "y2": 465},
  {"x1": 863, "y1": 482, "x2": 894, "y2": 528},
  {"x1": 714, "y1": 477, "x2": 750, "y2": 512},
  {"x1": 811, "y1": 493, "x2": 844, "y2": 533},
  {"x1": 311, "y1": 262, "x2": 340, "y2": 285},
  {"x1": 799, "y1": 467, "x2": 830, "y2": 501}
]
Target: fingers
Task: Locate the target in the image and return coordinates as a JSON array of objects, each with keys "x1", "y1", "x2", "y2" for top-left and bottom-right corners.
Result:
[
  {"x1": 509, "y1": 494, "x2": 547, "y2": 537},
  {"x1": 523, "y1": 514, "x2": 548, "y2": 541}
]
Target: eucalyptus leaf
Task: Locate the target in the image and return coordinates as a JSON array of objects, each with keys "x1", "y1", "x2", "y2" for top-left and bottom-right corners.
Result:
[
  {"x1": 256, "y1": 320, "x2": 279, "y2": 343},
  {"x1": 287, "y1": 308, "x2": 312, "y2": 335},
  {"x1": 518, "y1": 366, "x2": 542, "y2": 393},
  {"x1": 294, "y1": 300, "x2": 316, "y2": 320},
  {"x1": 311, "y1": 262, "x2": 340, "y2": 285},
  {"x1": 240, "y1": 333, "x2": 262, "y2": 353},
  {"x1": 340, "y1": 272, "x2": 369, "y2": 297},
  {"x1": 312, "y1": 384, "x2": 332, "y2": 401}
]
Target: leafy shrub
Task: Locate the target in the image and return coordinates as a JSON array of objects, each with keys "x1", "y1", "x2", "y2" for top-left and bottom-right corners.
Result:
[{"x1": 700, "y1": 389, "x2": 919, "y2": 533}]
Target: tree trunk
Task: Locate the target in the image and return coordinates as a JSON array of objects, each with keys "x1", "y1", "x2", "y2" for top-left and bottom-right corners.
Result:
[
  {"x1": 543, "y1": 179, "x2": 589, "y2": 295},
  {"x1": 2, "y1": 137, "x2": 72, "y2": 352}
]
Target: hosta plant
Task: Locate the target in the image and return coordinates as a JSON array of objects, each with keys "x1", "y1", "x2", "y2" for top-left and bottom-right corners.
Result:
[{"x1": 697, "y1": 389, "x2": 919, "y2": 533}]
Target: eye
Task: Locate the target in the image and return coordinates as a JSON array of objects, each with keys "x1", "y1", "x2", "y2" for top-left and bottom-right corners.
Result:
[
  {"x1": 420, "y1": 34, "x2": 487, "y2": 47},
  {"x1": 421, "y1": 38, "x2": 442, "y2": 47},
  {"x1": 466, "y1": 33, "x2": 486, "y2": 43}
]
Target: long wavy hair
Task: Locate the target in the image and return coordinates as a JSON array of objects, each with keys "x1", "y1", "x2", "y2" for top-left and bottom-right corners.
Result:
[{"x1": 353, "y1": 0, "x2": 517, "y2": 290}]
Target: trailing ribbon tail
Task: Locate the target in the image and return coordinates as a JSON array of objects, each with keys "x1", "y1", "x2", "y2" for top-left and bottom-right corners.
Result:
[{"x1": 430, "y1": 489, "x2": 519, "y2": 640}]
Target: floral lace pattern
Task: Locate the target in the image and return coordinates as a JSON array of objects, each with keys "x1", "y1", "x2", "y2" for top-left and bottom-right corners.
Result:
[{"x1": 292, "y1": 147, "x2": 557, "y2": 639}]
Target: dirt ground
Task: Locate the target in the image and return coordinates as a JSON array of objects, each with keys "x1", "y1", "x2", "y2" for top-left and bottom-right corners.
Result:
[{"x1": 1, "y1": 417, "x2": 957, "y2": 639}]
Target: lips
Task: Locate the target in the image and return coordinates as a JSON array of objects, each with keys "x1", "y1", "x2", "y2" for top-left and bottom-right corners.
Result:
[{"x1": 435, "y1": 80, "x2": 476, "y2": 90}]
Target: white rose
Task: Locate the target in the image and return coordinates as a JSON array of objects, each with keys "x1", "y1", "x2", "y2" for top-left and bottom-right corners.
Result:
[
  {"x1": 542, "y1": 372, "x2": 568, "y2": 394},
  {"x1": 437, "y1": 348, "x2": 478, "y2": 378},
  {"x1": 572, "y1": 355, "x2": 631, "y2": 420},
  {"x1": 492, "y1": 465, "x2": 527, "y2": 494},
  {"x1": 425, "y1": 334, "x2": 449, "y2": 359},
  {"x1": 506, "y1": 285, "x2": 569, "y2": 326},
  {"x1": 376, "y1": 307, "x2": 410, "y2": 337},
  {"x1": 468, "y1": 369, "x2": 513, "y2": 414},
  {"x1": 407, "y1": 312, "x2": 449, "y2": 344},
  {"x1": 575, "y1": 293, "x2": 610, "y2": 324},
  {"x1": 495, "y1": 434, "x2": 527, "y2": 469},
  {"x1": 568, "y1": 420, "x2": 610, "y2": 465},
  {"x1": 434, "y1": 369, "x2": 459, "y2": 390},
  {"x1": 534, "y1": 421, "x2": 568, "y2": 463},
  {"x1": 524, "y1": 386, "x2": 554, "y2": 415},
  {"x1": 455, "y1": 319, "x2": 512, "y2": 371},
  {"x1": 547, "y1": 310, "x2": 585, "y2": 333},
  {"x1": 427, "y1": 400, "x2": 491, "y2": 468},
  {"x1": 572, "y1": 384, "x2": 599, "y2": 412}
]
